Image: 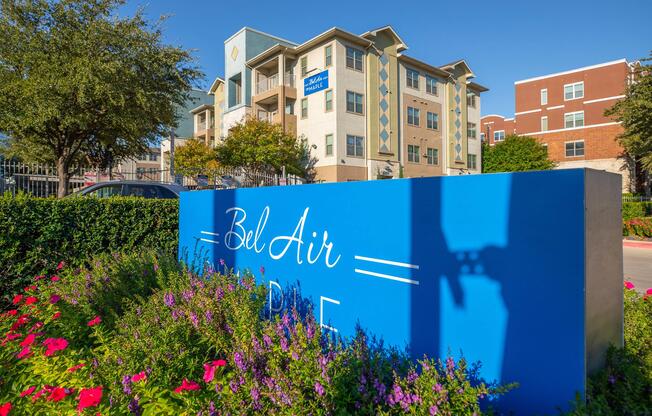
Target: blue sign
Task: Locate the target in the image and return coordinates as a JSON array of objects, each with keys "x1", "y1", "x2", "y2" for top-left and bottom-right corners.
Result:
[
  {"x1": 178, "y1": 169, "x2": 621, "y2": 415},
  {"x1": 303, "y1": 70, "x2": 329, "y2": 96}
]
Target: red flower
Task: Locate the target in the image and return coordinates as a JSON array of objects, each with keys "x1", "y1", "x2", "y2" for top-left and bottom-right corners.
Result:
[
  {"x1": 10, "y1": 314, "x2": 29, "y2": 331},
  {"x1": 32, "y1": 386, "x2": 52, "y2": 402},
  {"x1": 34, "y1": 275, "x2": 45, "y2": 281},
  {"x1": 19, "y1": 334, "x2": 36, "y2": 347},
  {"x1": 131, "y1": 371, "x2": 147, "y2": 383},
  {"x1": 47, "y1": 387, "x2": 68, "y2": 402},
  {"x1": 174, "y1": 379, "x2": 201, "y2": 393},
  {"x1": 203, "y1": 359, "x2": 227, "y2": 383},
  {"x1": 56, "y1": 261, "x2": 65, "y2": 271},
  {"x1": 5, "y1": 333, "x2": 21, "y2": 341},
  {"x1": 67, "y1": 363, "x2": 86, "y2": 373},
  {"x1": 77, "y1": 387, "x2": 102, "y2": 412},
  {"x1": 12, "y1": 295, "x2": 23, "y2": 305},
  {"x1": 624, "y1": 281, "x2": 635, "y2": 290},
  {"x1": 6, "y1": 310, "x2": 17, "y2": 316},
  {"x1": 52, "y1": 312, "x2": 61, "y2": 320},
  {"x1": 43, "y1": 338, "x2": 68, "y2": 356},
  {"x1": 24, "y1": 286, "x2": 36, "y2": 292},
  {"x1": 20, "y1": 386, "x2": 36, "y2": 397},
  {"x1": 87, "y1": 316, "x2": 102, "y2": 327},
  {"x1": 49, "y1": 295, "x2": 60, "y2": 304},
  {"x1": 51, "y1": 276, "x2": 60, "y2": 282},
  {"x1": 0, "y1": 402, "x2": 10, "y2": 416},
  {"x1": 17, "y1": 346, "x2": 32, "y2": 360}
]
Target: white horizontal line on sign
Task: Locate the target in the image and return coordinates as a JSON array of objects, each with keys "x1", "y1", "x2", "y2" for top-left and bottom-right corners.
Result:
[
  {"x1": 354, "y1": 269, "x2": 420, "y2": 285},
  {"x1": 200, "y1": 238, "x2": 220, "y2": 244},
  {"x1": 354, "y1": 255, "x2": 419, "y2": 269},
  {"x1": 201, "y1": 231, "x2": 220, "y2": 236}
]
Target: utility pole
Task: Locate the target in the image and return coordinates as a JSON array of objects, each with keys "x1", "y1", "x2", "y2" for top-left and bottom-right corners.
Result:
[{"x1": 169, "y1": 129, "x2": 175, "y2": 183}]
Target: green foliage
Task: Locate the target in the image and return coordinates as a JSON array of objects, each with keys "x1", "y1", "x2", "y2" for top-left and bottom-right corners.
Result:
[
  {"x1": 0, "y1": 252, "x2": 508, "y2": 415},
  {"x1": 0, "y1": 0, "x2": 202, "y2": 196},
  {"x1": 215, "y1": 117, "x2": 316, "y2": 178},
  {"x1": 173, "y1": 139, "x2": 220, "y2": 178},
  {"x1": 0, "y1": 194, "x2": 178, "y2": 308},
  {"x1": 606, "y1": 52, "x2": 652, "y2": 176},
  {"x1": 623, "y1": 217, "x2": 652, "y2": 238},
  {"x1": 622, "y1": 201, "x2": 652, "y2": 220},
  {"x1": 568, "y1": 287, "x2": 652, "y2": 415},
  {"x1": 482, "y1": 135, "x2": 556, "y2": 173}
]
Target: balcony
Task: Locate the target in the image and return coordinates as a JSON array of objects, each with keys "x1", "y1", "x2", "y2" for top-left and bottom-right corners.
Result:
[
  {"x1": 256, "y1": 110, "x2": 296, "y2": 135},
  {"x1": 253, "y1": 73, "x2": 296, "y2": 105}
]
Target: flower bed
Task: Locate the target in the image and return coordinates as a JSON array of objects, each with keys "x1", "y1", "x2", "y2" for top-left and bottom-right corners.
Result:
[
  {"x1": 623, "y1": 217, "x2": 652, "y2": 239},
  {"x1": 0, "y1": 252, "x2": 509, "y2": 415}
]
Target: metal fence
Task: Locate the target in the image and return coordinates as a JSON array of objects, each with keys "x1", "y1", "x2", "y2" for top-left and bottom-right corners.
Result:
[
  {"x1": 0, "y1": 159, "x2": 305, "y2": 198},
  {"x1": 622, "y1": 195, "x2": 652, "y2": 202}
]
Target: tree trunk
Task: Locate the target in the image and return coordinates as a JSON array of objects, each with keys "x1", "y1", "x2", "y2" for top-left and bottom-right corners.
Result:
[{"x1": 56, "y1": 157, "x2": 70, "y2": 198}]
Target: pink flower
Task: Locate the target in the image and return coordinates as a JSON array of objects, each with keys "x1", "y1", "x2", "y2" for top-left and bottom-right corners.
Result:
[
  {"x1": 67, "y1": 363, "x2": 86, "y2": 373},
  {"x1": 24, "y1": 286, "x2": 36, "y2": 292},
  {"x1": 77, "y1": 386, "x2": 102, "y2": 411},
  {"x1": 203, "y1": 359, "x2": 227, "y2": 383},
  {"x1": 6, "y1": 310, "x2": 17, "y2": 316},
  {"x1": 87, "y1": 316, "x2": 102, "y2": 327},
  {"x1": 34, "y1": 275, "x2": 45, "y2": 281},
  {"x1": 174, "y1": 379, "x2": 200, "y2": 393},
  {"x1": 56, "y1": 261, "x2": 65, "y2": 271},
  {"x1": 131, "y1": 371, "x2": 147, "y2": 383},
  {"x1": 49, "y1": 295, "x2": 61, "y2": 304},
  {"x1": 51, "y1": 276, "x2": 60, "y2": 282},
  {"x1": 0, "y1": 402, "x2": 10, "y2": 416},
  {"x1": 19, "y1": 334, "x2": 36, "y2": 348},
  {"x1": 24, "y1": 297, "x2": 37, "y2": 305},
  {"x1": 43, "y1": 338, "x2": 68, "y2": 356},
  {"x1": 17, "y1": 346, "x2": 32, "y2": 360},
  {"x1": 20, "y1": 386, "x2": 36, "y2": 397},
  {"x1": 46, "y1": 387, "x2": 68, "y2": 402},
  {"x1": 52, "y1": 312, "x2": 61, "y2": 320},
  {"x1": 624, "y1": 281, "x2": 635, "y2": 290}
]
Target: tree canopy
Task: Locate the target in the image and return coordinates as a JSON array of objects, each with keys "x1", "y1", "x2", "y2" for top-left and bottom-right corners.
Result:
[
  {"x1": 173, "y1": 139, "x2": 219, "y2": 178},
  {"x1": 482, "y1": 135, "x2": 555, "y2": 173},
  {"x1": 0, "y1": 0, "x2": 202, "y2": 196},
  {"x1": 606, "y1": 52, "x2": 652, "y2": 193}
]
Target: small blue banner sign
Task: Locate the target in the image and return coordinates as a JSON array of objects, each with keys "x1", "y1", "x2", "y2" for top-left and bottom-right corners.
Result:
[
  {"x1": 303, "y1": 70, "x2": 329, "y2": 96},
  {"x1": 179, "y1": 169, "x2": 622, "y2": 415}
]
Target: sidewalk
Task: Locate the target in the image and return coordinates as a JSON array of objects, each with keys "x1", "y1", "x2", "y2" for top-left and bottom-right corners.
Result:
[{"x1": 623, "y1": 239, "x2": 652, "y2": 249}]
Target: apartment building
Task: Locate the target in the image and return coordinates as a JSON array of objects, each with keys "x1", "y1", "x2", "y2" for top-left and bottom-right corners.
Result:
[
  {"x1": 481, "y1": 59, "x2": 637, "y2": 190},
  {"x1": 210, "y1": 26, "x2": 487, "y2": 182}
]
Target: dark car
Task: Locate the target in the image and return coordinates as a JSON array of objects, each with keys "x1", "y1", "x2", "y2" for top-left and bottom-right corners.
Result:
[{"x1": 73, "y1": 181, "x2": 187, "y2": 199}]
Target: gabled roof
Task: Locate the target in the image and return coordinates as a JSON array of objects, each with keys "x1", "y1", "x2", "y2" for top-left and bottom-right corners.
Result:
[
  {"x1": 224, "y1": 26, "x2": 297, "y2": 47},
  {"x1": 190, "y1": 103, "x2": 214, "y2": 114},
  {"x1": 440, "y1": 59, "x2": 475, "y2": 78},
  {"x1": 398, "y1": 54, "x2": 451, "y2": 78},
  {"x1": 467, "y1": 81, "x2": 489, "y2": 92},
  {"x1": 360, "y1": 25, "x2": 408, "y2": 52},
  {"x1": 208, "y1": 77, "x2": 224, "y2": 94}
]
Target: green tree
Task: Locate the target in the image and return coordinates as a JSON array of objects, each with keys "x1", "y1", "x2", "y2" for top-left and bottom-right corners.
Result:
[
  {"x1": 482, "y1": 135, "x2": 555, "y2": 173},
  {"x1": 606, "y1": 53, "x2": 652, "y2": 195},
  {"x1": 0, "y1": 0, "x2": 201, "y2": 197},
  {"x1": 215, "y1": 117, "x2": 316, "y2": 179},
  {"x1": 173, "y1": 138, "x2": 219, "y2": 177}
]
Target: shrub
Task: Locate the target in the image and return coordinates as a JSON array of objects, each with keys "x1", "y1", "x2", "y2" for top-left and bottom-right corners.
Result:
[
  {"x1": 622, "y1": 201, "x2": 652, "y2": 220},
  {"x1": 0, "y1": 194, "x2": 178, "y2": 308},
  {"x1": 623, "y1": 217, "x2": 652, "y2": 238},
  {"x1": 0, "y1": 252, "x2": 508, "y2": 415}
]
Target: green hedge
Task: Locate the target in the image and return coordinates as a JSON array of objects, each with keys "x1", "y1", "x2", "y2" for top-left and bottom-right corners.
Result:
[
  {"x1": 622, "y1": 201, "x2": 652, "y2": 220},
  {"x1": 0, "y1": 194, "x2": 178, "y2": 307}
]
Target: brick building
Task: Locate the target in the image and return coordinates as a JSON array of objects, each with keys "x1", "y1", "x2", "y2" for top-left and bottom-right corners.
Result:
[{"x1": 481, "y1": 59, "x2": 638, "y2": 191}]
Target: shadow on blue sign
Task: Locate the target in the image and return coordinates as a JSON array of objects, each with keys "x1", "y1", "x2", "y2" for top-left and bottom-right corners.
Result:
[{"x1": 178, "y1": 169, "x2": 619, "y2": 415}]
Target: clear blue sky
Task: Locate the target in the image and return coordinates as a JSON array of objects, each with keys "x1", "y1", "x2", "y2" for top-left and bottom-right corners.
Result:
[{"x1": 121, "y1": 0, "x2": 651, "y2": 117}]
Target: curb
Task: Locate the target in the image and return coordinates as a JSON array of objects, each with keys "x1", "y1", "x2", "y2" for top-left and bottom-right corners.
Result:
[{"x1": 623, "y1": 239, "x2": 652, "y2": 249}]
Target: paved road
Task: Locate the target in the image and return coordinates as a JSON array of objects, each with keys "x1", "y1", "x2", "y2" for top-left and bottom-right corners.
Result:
[{"x1": 624, "y1": 246, "x2": 652, "y2": 292}]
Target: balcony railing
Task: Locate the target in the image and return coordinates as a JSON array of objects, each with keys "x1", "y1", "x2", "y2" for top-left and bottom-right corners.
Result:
[
  {"x1": 256, "y1": 73, "x2": 295, "y2": 94},
  {"x1": 196, "y1": 121, "x2": 207, "y2": 131}
]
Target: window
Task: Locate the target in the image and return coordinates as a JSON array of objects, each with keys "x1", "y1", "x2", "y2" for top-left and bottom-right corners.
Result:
[
  {"x1": 346, "y1": 47, "x2": 363, "y2": 71},
  {"x1": 346, "y1": 135, "x2": 364, "y2": 157},
  {"x1": 406, "y1": 68, "x2": 419, "y2": 89},
  {"x1": 346, "y1": 91, "x2": 363, "y2": 114},
  {"x1": 426, "y1": 75, "x2": 438, "y2": 95},
  {"x1": 541, "y1": 116, "x2": 548, "y2": 131},
  {"x1": 325, "y1": 134, "x2": 333, "y2": 156},
  {"x1": 541, "y1": 89, "x2": 548, "y2": 105},
  {"x1": 565, "y1": 140, "x2": 585, "y2": 157},
  {"x1": 494, "y1": 130, "x2": 505, "y2": 142},
  {"x1": 467, "y1": 122, "x2": 477, "y2": 139},
  {"x1": 229, "y1": 73, "x2": 242, "y2": 107},
  {"x1": 468, "y1": 154, "x2": 477, "y2": 170},
  {"x1": 480, "y1": 133, "x2": 486, "y2": 142},
  {"x1": 300, "y1": 56, "x2": 308, "y2": 77},
  {"x1": 407, "y1": 107, "x2": 420, "y2": 126},
  {"x1": 564, "y1": 82, "x2": 584, "y2": 100},
  {"x1": 125, "y1": 185, "x2": 158, "y2": 199},
  {"x1": 89, "y1": 184, "x2": 122, "y2": 198},
  {"x1": 301, "y1": 98, "x2": 308, "y2": 119},
  {"x1": 325, "y1": 89, "x2": 333, "y2": 112},
  {"x1": 564, "y1": 111, "x2": 584, "y2": 128},
  {"x1": 467, "y1": 92, "x2": 477, "y2": 108},
  {"x1": 324, "y1": 45, "x2": 332, "y2": 67},
  {"x1": 408, "y1": 145, "x2": 420, "y2": 163},
  {"x1": 427, "y1": 148, "x2": 438, "y2": 165},
  {"x1": 426, "y1": 112, "x2": 438, "y2": 130}
]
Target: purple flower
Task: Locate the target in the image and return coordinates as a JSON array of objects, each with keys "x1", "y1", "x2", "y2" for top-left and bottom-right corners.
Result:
[
  {"x1": 190, "y1": 312, "x2": 199, "y2": 328},
  {"x1": 122, "y1": 375, "x2": 132, "y2": 395},
  {"x1": 306, "y1": 321, "x2": 315, "y2": 339},
  {"x1": 171, "y1": 309, "x2": 182, "y2": 321},
  {"x1": 260, "y1": 266, "x2": 265, "y2": 275},
  {"x1": 430, "y1": 405, "x2": 439, "y2": 415},
  {"x1": 219, "y1": 258, "x2": 225, "y2": 266},
  {"x1": 182, "y1": 290, "x2": 194, "y2": 303},
  {"x1": 128, "y1": 397, "x2": 142, "y2": 415},
  {"x1": 280, "y1": 337, "x2": 288, "y2": 352},
  {"x1": 229, "y1": 380, "x2": 239, "y2": 393},
  {"x1": 251, "y1": 387, "x2": 260, "y2": 402},
  {"x1": 407, "y1": 371, "x2": 418, "y2": 384},
  {"x1": 208, "y1": 401, "x2": 217, "y2": 416},
  {"x1": 215, "y1": 287, "x2": 224, "y2": 301},
  {"x1": 608, "y1": 375, "x2": 616, "y2": 385},
  {"x1": 204, "y1": 311, "x2": 213, "y2": 323},
  {"x1": 164, "y1": 292, "x2": 175, "y2": 307},
  {"x1": 314, "y1": 381, "x2": 325, "y2": 397},
  {"x1": 263, "y1": 334, "x2": 272, "y2": 348},
  {"x1": 433, "y1": 383, "x2": 443, "y2": 393},
  {"x1": 234, "y1": 351, "x2": 246, "y2": 371}
]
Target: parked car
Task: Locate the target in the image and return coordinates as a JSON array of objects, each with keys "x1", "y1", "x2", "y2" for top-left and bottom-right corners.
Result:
[{"x1": 72, "y1": 181, "x2": 187, "y2": 199}]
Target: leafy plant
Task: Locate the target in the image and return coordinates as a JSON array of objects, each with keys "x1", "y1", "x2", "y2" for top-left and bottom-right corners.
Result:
[
  {"x1": 482, "y1": 135, "x2": 555, "y2": 173},
  {"x1": 623, "y1": 217, "x2": 652, "y2": 238}
]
